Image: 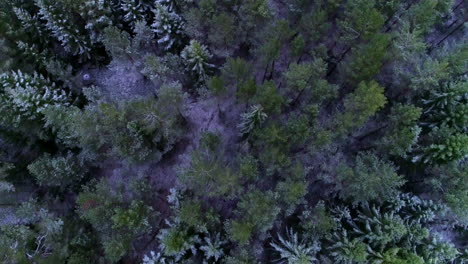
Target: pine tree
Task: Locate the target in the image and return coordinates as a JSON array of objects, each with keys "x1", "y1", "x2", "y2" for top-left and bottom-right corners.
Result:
[
  {"x1": 410, "y1": 58, "x2": 450, "y2": 94},
  {"x1": 35, "y1": 0, "x2": 91, "y2": 56},
  {"x1": 0, "y1": 70, "x2": 68, "y2": 133},
  {"x1": 101, "y1": 26, "x2": 132, "y2": 60},
  {"x1": 234, "y1": 190, "x2": 280, "y2": 235},
  {"x1": 254, "y1": 81, "x2": 285, "y2": 115},
  {"x1": 429, "y1": 164, "x2": 468, "y2": 224},
  {"x1": 12, "y1": 7, "x2": 46, "y2": 43},
  {"x1": 417, "y1": 131, "x2": 468, "y2": 164},
  {"x1": 339, "y1": 0, "x2": 384, "y2": 42},
  {"x1": 141, "y1": 54, "x2": 170, "y2": 83},
  {"x1": 270, "y1": 229, "x2": 320, "y2": 264},
  {"x1": 156, "y1": 0, "x2": 180, "y2": 12},
  {"x1": 421, "y1": 80, "x2": 467, "y2": 131},
  {"x1": 379, "y1": 104, "x2": 422, "y2": 158},
  {"x1": 157, "y1": 222, "x2": 200, "y2": 261},
  {"x1": 299, "y1": 6, "x2": 331, "y2": 43},
  {"x1": 207, "y1": 12, "x2": 238, "y2": 57},
  {"x1": 404, "y1": 0, "x2": 453, "y2": 34},
  {"x1": 284, "y1": 60, "x2": 325, "y2": 98},
  {"x1": 0, "y1": 200, "x2": 64, "y2": 263},
  {"x1": 327, "y1": 230, "x2": 369, "y2": 263},
  {"x1": 181, "y1": 40, "x2": 214, "y2": 84},
  {"x1": 238, "y1": 105, "x2": 268, "y2": 136},
  {"x1": 27, "y1": 153, "x2": 86, "y2": 188},
  {"x1": 334, "y1": 81, "x2": 387, "y2": 136},
  {"x1": 200, "y1": 233, "x2": 226, "y2": 262},
  {"x1": 77, "y1": 179, "x2": 155, "y2": 263},
  {"x1": 345, "y1": 33, "x2": 390, "y2": 83},
  {"x1": 181, "y1": 149, "x2": 241, "y2": 198},
  {"x1": 221, "y1": 57, "x2": 252, "y2": 90},
  {"x1": 151, "y1": 3, "x2": 185, "y2": 51},
  {"x1": 283, "y1": 59, "x2": 336, "y2": 105},
  {"x1": 78, "y1": 0, "x2": 114, "y2": 43},
  {"x1": 338, "y1": 153, "x2": 405, "y2": 204},
  {"x1": 120, "y1": 0, "x2": 145, "y2": 28},
  {"x1": 142, "y1": 251, "x2": 172, "y2": 264}
]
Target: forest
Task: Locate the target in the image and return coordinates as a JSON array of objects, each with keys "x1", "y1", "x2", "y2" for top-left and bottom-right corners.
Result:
[{"x1": 0, "y1": 0, "x2": 467, "y2": 263}]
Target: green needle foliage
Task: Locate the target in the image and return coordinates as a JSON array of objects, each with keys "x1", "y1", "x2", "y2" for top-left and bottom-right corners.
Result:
[
  {"x1": 27, "y1": 153, "x2": 86, "y2": 189},
  {"x1": 334, "y1": 81, "x2": 387, "y2": 136},
  {"x1": 0, "y1": 0, "x2": 466, "y2": 263},
  {"x1": 181, "y1": 40, "x2": 214, "y2": 84},
  {"x1": 35, "y1": 0, "x2": 91, "y2": 56},
  {"x1": 270, "y1": 229, "x2": 320, "y2": 264},
  {"x1": 152, "y1": 3, "x2": 185, "y2": 51},
  {"x1": 238, "y1": 105, "x2": 268, "y2": 136},
  {"x1": 338, "y1": 152, "x2": 405, "y2": 204}
]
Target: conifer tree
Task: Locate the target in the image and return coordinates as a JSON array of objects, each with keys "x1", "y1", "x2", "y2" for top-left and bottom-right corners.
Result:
[
  {"x1": 337, "y1": 152, "x2": 405, "y2": 204},
  {"x1": 78, "y1": 0, "x2": 114, "y2": 43},
  {"x1": 334, "y1": 81, "x2": 387, "y2": 136},
  {"x1": 421, "y1": 80, "x2": 467, "y2": 131},
  {"x1": 270, "y1": 229, "x2": 320, "y2": 264},
  {"x1": 35, "y1": 0, "x2": 91, "y2": 56},
  {"x1": 200, "y1": 233, "x2": 226, "y2": 262},
  {"x1": 345, "y1": 33, "x2": 390, "y2": 83},
  {"x1": 120, "y1": 0, "x2": 145, "y2": 28},
  {"x1": 27, "y1": 153, "x2": 86, "y2": 189},
  {"x1": 238, "y1": 105, "x2": 268, "y2": 136},
  {"x1": 181, "y1": 40, "x2": 214, "y2": 84},
  {"x1": 151, "y1": 3, "x2": 185, "y2": 51},
  {"x1": 13, "y1": 7, "x2": 46, "y2": 44},
  {"x1": 339, "y1": 0, "x2": 384, "y2": 42},
  {"x1": 0, "y1": 70, "x2": 68, "y2": 135},
  {"x1": 379, "y1": 104, "x2": 422, "y2": 158}
]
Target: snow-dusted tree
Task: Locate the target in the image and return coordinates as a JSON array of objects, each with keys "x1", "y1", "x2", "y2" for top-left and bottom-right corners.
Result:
[
  {"x1": 155, "y1": 0, "x2": 179, "y2": 12},
  {"x1": 142, "y1": 251, "x2": 174, "y2": 264},
  {"x1": 151, "y1": 3, "x2": 185, "y2": 51},
  {"x1": 270, "y1": 228, "x2": 320, "y2": 264},
  {"x1": 27, "y1": 153, "x2": 86, "y2": 189},
  {"x1": 0, "y1": 70, "x2": 68, "y2": 132},
  {"x1": 200, "y1": 233, "x2": 226, "y2": 262},
  {"x1": 238, "y1": 105, "x2": 268, "y2": 136},
  {"x1": 34, "y1": 0, "x2": 91, "y2": 56},
  {"x1": 120, "y1": 0, "x2": 145, "y2": 28},
  {"x1": 181, "y1": 40, "x2": 214, "y2": 83},
  {"x1": 13, "y1": 7, "x2": 45, "y2": 42},
  {"x1": 15, "y1": 41, "x2": 48, "y2": 70},
  {"x1": 78, "y1": 0, "x2": 114, "y2": 43}
]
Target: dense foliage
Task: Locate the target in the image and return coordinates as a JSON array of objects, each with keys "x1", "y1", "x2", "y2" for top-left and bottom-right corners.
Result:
[{"x1": 0, "y1": 0, "x2": 466, "y2": 263}]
